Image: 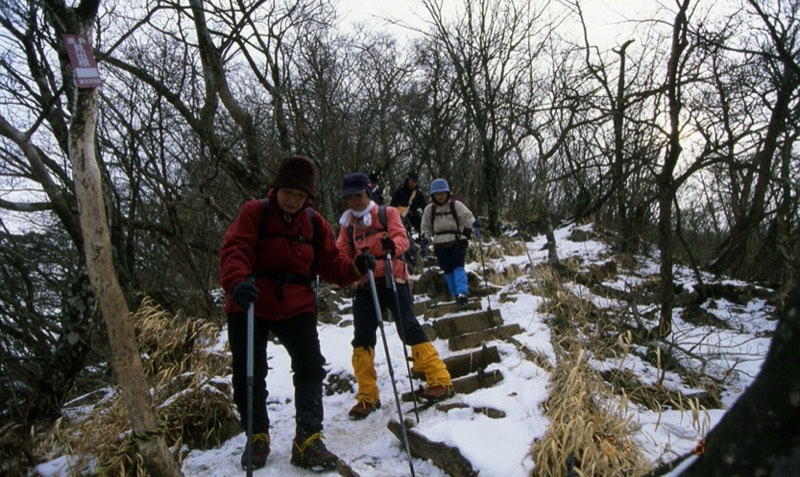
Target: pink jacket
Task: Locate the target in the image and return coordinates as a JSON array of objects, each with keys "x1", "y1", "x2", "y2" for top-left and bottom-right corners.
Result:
[{"x1": 336, "y1": 205, "x2": 410, "y2": 285}]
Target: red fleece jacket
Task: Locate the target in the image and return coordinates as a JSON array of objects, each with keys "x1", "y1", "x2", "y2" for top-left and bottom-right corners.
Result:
[{"x1": 220, "y1": 195, "x2": 359, "y2": 321}]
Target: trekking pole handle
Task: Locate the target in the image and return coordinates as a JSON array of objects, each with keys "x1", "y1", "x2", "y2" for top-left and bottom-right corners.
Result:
[
  {"x1": 380, "y1": 232, "x2": 397, "y2": 257},
  {"x1": 382, "y1": 235, "x2": 397, "y2": 292}
]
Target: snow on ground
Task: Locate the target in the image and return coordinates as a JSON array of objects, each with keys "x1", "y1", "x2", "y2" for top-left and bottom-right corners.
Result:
[{"x1": 38, "y1": 223, "x2": 777, "y2": 476}]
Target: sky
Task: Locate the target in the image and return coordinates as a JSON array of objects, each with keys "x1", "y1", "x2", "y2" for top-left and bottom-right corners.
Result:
[
  {"x1": 333, "y1": 0, "x2": 671, "y2": 48},
  {"x1": 36, "y1": 222, "x2": 776, "y2": 476}
]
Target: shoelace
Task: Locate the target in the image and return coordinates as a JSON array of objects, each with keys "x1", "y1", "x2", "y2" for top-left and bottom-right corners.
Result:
[
  {"x1": 253, "y1": 433, "x2": 270, "y2": 446},
  {"x1": 295, "y1": 432, "x2": 324, "y2": 456}
]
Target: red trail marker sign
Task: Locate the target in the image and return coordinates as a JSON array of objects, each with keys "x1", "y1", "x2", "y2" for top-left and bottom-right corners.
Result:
[{"x1": 62, "y1": 34, "x2": 102, "y2": 89}]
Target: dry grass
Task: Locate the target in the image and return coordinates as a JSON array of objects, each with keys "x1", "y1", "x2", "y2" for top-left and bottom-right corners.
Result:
[
  {"x1": 498, "y1": 236, "x2": 528, "y2": 256},
  {"x1": 531, "y1": 349, "x2": 651, "y2": 477},
  {"x1": 482, "y1": 263, "x2": 526, "y2": 287},
  {"x1": 533, "y1": 266, "x2": 607, "y2": 338},
  {"x1": 531, "y1": 266, "x2": 652, "y2": 476},
  {"x1": 1, "y1": 422, "x2": 35, "y2": 475},
  {"x1": 39, "y1": 298, "x2": 235, "y2": 476},
  {"x1": 530, "y1": 264, "x2": 719, "y2": 475},
  {"x1": 468, "y1": 240, "x2": 505, "y2": 263}
]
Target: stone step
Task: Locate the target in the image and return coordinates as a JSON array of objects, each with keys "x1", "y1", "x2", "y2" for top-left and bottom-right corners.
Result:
[
  {"x1": 427, "y1": 309, "x2": 503, "y2": 339},
  {"x1": 401, "y1": 369, "x2": 504, "y2": 402},
  {"x1": 413, "y1": 299, "x2": 433, "y2": 316},
  {"x1": 423, "y1": 300, "x2": 481, "y2": 319},
  {"x1": 412, "y1": 346, "x2": 501, "y2": 380},
  {"x1": 448, "y1": 324, "x2": 523, "y2": 351}
]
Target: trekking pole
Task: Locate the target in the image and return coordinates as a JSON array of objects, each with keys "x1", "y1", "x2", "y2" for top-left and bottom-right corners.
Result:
[
  {"x1": 245, "y1": 299, "x2": 255, "y2": 476},
  {"x1": 313, "y1": 275, "x2": 320, "y2": 317},
  {"x1": 382, "y1": 235, "x2": 420, "y2": 423},
  {"x1": 473, "y1": 220, "x2": 492, "y2": 311},
  {"x1": 362, "y1": 248, "x2": 416, "y2": 477}
]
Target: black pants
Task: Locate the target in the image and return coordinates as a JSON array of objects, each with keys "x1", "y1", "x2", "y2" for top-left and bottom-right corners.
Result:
[
  {"x1": 434, "y1": 241, "x2": 467, "y2": 273},
  {"x1": 352, "y1": 281, "x2": 428, "y2": 349},
  {"x1": 227, "y1": 312, "x2": 326, "y2": 436}
]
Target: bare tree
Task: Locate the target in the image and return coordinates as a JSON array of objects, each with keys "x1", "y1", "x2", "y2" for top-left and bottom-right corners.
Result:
[
  {"x1": 41, "y1": 0, "x2": 180, "y2": 474},
  {"x1": 407, "y1": 37, "x2": 469, "y2": 191},
  {"x1": 653, "y1": 0, "x2": 692, "y2": 337},
  {"x1": 0, "y1": 0, "x2": 116, "y2": 425},
  {"x1": 421, "y1": 0, "x2": 556, "y2": 234},
  {"x1": 287, "y1": 28, "x2": 353, "y2": 218},
  {"x1": 709, "y1": 0, "x2": 800, "y2": 284}
]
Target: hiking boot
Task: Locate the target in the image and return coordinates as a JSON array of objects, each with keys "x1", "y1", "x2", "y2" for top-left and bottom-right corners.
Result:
[
  {"x1": 348, "y1": 399, "x2": 381, "y2": 420},
  {"x1": 420, "y1": 384, "x2": 454, "y2": 402},
  {"x1": 240, "y1": 432, "x2": 270, "y2": 470},
  {"x1": 290, "y1": 429, "x2": 338, "y2": 471},
  {"x1": 456, "y1": 294, "x2": 468, "y2": 306}
]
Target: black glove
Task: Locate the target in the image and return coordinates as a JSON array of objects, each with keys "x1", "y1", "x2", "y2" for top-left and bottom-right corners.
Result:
[
  {"x1": 463, "y1": 228, "x2": 472, "y2": 240},
  {"x1": 355, "y1": 252, "x2": 377, "y2": 275},
  {"x1": 380, "y1": 236, "x2": 397, "y2": 255},
  {"x1": 473, "y1": 219, "x2": 481, "y2": 229},
  {"x1": 232, "y1": 280, "x2": 259, "y2": 308}
]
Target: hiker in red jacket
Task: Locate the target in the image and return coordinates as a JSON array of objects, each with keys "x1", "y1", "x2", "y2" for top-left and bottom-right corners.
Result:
[
  {"x1": 336, "y1": 172, "x2": 453, "y2": 420},
  {"x1": 219, "y1": 156, "x2": 376, "y2": 471}
]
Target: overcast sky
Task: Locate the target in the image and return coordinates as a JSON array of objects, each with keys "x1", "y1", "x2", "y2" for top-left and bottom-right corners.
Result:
[{"x1": 333, "y1": 0, "x2": 672, "y2": 48}]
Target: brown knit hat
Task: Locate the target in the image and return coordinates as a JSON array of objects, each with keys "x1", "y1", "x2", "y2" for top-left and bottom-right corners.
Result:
[{"x1": 270, "y1": 155, "x2": 316, "y2": 198}]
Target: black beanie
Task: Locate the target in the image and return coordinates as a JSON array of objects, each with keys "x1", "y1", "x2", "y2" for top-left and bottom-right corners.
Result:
[{"x1": 270, "y1": 155, "x2": 316, "y2": 198}]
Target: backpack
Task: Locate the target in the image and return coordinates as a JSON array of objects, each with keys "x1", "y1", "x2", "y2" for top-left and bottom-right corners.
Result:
[
  {"x1": 430, "y1": 197, "x2": 464, "y2": 239},
  {"x1": 347, "y1": 205, "x2": 418, "y2": 272}
]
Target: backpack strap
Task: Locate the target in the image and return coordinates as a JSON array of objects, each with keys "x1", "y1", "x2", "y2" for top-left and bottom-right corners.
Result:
[
  {"x1": 378, "y1": 205, "x2": 388, "y2": 229},
  {"x1": 257, "y1": 199, "x2": 317, "y2": 245},
  {"x1": 407, "y1": 189, "x2": 417, "y2": 207},
  {"x1": 347, "y1": 205, "x2": 388, "y2": 256},
  {"x1": 255, "y1": 199, "x2": 321, "y2": 300},
  {"x1": 430, "y1": 198, "x2": 464, "y2": 238},
  {"x1": 449, "y1": 198, "x2": 461, "y2": 232},
  {"x1": 304, "y1": 207, "x2": 321, "y2": 276},
  {"x1": 383, "y1": 205, "x2": 415, "y2": 264}
]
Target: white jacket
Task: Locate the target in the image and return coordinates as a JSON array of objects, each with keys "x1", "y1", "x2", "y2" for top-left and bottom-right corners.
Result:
[{"x1": 421, "y1": 198, "x2": 475, "y2": 246}]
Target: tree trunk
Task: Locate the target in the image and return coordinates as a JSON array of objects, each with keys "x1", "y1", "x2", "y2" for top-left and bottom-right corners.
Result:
[
  {"x1": 710, "y1": 60, "x2": 796, "y2": 276},
  {"x1": 612, "y1": 40, "x2": 635, "y2": 252},
  {"x1": 654, "y1": 0, "x2": 690, "y2": 338},
  {"x1": 43, "y1": 0, "x2": 180, "y2": 472},
  {"x1": 656, "y1": 186, "x2": 675, "y2": 338},
  {"x1": 545, "y1": 215, "x2": 559, "y2": 266},
  {"x1": 482, "y1": 147, "x2": 501, "y2": 236},
  {"x1": 69, "y1": 74, "x2": 181, "y2": 477}
]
